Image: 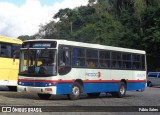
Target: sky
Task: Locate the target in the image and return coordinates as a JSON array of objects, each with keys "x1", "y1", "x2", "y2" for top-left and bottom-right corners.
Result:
[{"x1": 0, "y1": 0, "x2": 88, "y2": 38}]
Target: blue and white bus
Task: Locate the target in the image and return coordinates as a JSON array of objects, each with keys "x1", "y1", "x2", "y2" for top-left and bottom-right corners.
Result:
[{"x1": 17, "y1": 39, "x2": 147, "y2": 100}]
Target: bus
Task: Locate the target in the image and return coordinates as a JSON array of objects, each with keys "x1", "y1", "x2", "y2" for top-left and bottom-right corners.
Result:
[
  {"x1": 0, "y1": 36, "x2": 22, "y2": 90},
  {"x1": 17, "y1": 39, "x2": 147, "y2": 100}
]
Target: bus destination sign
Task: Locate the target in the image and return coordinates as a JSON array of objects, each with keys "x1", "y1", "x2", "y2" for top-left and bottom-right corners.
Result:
[
  {"x1": 32, "y1": 43, "x2": 51, "y2": 48},
  {"x1": 22, "y1": 41, "x2": 57, "y2": 48}
]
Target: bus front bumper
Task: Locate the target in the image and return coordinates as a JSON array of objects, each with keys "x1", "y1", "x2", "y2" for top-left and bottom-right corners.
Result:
[{"x1": 17, "y1": 85, "x2": 57, "y2": 94}]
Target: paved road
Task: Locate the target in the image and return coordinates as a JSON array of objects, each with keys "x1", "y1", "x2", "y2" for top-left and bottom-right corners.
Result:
[{"x1": 0, "y1": 86, "x2": 159, "y2": 114}]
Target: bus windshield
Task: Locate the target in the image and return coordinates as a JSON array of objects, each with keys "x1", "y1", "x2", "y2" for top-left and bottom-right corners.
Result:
[{"x1": 19, "y1": 49, "x2": 57, "y2": 77}]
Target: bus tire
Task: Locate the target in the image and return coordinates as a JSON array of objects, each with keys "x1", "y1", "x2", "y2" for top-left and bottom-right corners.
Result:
[
  {"x1": 87, "y1": 93, "x2": 100, "y2": 98},
  {"x1": 7, "y1": 86, "x2": 17, "y2": 91},
  {"x1": 38, "y1": 94, "x2": 51, "y2": 100},
  {"x1": 68, "y1": 82, "x2": 81, "y2": 100},
  {"x1": 112, "y1": 82, "x2": 126, "y2": 98}
]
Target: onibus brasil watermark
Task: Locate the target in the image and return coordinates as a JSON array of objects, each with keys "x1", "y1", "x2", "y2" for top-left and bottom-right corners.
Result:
[
  {"x1": 139, "y1": 107, "x2": 159, "y2": 112},
  {"x1": 2, "y1": 107, "x2": 42, "y2": 113}
]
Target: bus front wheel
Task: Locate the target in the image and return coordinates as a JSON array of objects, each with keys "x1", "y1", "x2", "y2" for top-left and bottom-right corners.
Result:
[
  {"x1": 38, "y1": 94, "x2": 51, "y2": 99},
  {"x1": 68, "y1": 82, "x2": 81, "y2": 100}
]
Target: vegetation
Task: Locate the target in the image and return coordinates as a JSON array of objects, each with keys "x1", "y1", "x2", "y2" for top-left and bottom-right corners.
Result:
[{"x1": 18, "y1": 0, "x2": 160, "y2": 71}]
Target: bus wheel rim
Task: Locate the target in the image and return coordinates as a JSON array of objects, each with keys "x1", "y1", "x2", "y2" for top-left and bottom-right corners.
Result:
[
  {"x1": 72, "y1": 87, "x2": 79, "y2": 96},
  {"x1": 120, "y1": 86, "x2": 125, "y2": 94}
]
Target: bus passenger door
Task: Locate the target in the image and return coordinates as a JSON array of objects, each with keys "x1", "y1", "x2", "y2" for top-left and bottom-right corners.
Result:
[
  {"x1": 10, "y1": 55, "x2": 19, "y2": 85},
  {"x1": 9, "y1": 45, "x2": 21, "y2": 86},
  {"x1": 58, "y1": 46, "x2": 71, "y2": 75},
  {"x1": 0, "y1": 57, "x2": 10, "y2": 85},
  {"x1": 0, "y1": 43, "x2": 12, "y2": 85}
]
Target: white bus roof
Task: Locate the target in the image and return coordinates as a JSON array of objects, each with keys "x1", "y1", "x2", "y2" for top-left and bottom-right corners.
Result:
[{"x1": 24, "y1": 39, "x2": 145, "y2": 54}]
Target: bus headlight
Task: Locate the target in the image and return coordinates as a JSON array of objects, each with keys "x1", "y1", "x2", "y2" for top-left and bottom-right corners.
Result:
[
  {"x1": 18, "y1": 81, "x2": 22, "y2": 85},
  {"x1": 48, "y1": 83, "x2": 55, "y2": 86}
]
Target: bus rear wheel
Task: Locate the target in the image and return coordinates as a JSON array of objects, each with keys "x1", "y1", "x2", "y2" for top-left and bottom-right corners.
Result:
[
  {"x1": 68, "y1": 82, "x2": 81, "y2": 100},
  {"x1": 38, "y1": 94, "x2": 51, "y2": 99},
  {"x1": 87, "y1": 93, "x2": 100, "y2": 98},
  {"x1": 111, "y1": 82, "x2": 126, "y2": 98}
]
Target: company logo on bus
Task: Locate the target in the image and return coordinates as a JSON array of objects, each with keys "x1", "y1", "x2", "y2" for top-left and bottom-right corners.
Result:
[{"x1": 85, "y1": 72, "x2": 101, "y2": 78}]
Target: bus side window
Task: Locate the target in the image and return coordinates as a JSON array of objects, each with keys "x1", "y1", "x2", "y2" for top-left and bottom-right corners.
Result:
[
  {"x1": 86, "y1": 49, "x2": 98, "y2": 68},
  {"x1": 132, "y1": 54, "x2": 141, "y2": 70},
  {"x1": 111, "y1": 52, "x2": 122, "y2": 69},
  {"x1": 0, "y1": 43, "x2": 11, "y2": 58},
  {"x1": 99, "y1": 50, "x2": 110, "y2": 68},
  {"x1": 73, "y1": 48, "x2": 85, "y2": 67}
]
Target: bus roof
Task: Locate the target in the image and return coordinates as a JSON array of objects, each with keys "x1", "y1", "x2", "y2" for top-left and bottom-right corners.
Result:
[
  {"x1": 24, "y1": 39, "x2": 145, "y2": 54},
  {"x1": 0, "y1": 36, "x2": 22, "y2": 44}
]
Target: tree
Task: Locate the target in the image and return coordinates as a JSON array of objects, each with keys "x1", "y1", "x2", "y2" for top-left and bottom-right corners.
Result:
[{"x1": 18, "y1": 0, "x2": 160, "y2": 71}]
